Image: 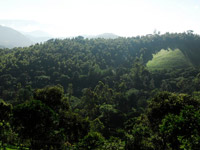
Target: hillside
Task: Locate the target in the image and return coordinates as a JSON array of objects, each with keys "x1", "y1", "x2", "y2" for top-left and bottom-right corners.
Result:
[
  {"x1": 0, "y1": 25, "x2": 33, "y2": 48},
  {"x1": 95, "y1": 33, "x2": 119, "y2": 39},
  {"x1": 23, "y1": 30, "x2": 52, "y2": 43},
  {"x1": 1, "y1": 33, "x2": 200, "y2": 100},
  {"x1": 1, "y1": 33, "x2": 200, "y2": 149},
  {"x1": 83, "y1": 33, "x2": 119, "y2": 39},
  {"x1": 146, "y1": 49, "x2": 193, "y2": 71},
  {"x1": 25, "y1": 35, "x2": 52, "y2": 43}
]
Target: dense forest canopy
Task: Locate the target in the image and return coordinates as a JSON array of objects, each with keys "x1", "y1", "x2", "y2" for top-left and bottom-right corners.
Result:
[{"x1": 1, "y1": 32, "x2": 200, "y2": 149}]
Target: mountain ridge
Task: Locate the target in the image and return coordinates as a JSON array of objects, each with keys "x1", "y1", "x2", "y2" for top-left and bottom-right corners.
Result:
[
  {"x1": 0, "y1": 25, "x2": 33, "y2": 48},
  {"x1": 82, "y1": 33, "x2": 119, "y2": 39}
]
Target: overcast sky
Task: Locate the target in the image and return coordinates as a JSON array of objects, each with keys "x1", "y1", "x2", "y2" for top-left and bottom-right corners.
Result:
[{"x1": 0, "y1": 0, "x2": 200, "y2": 37}]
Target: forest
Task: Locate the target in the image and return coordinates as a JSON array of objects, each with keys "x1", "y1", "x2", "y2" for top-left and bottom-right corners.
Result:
[{"x1": 1, "y1": 32, "x2": 200, "y2": 149}]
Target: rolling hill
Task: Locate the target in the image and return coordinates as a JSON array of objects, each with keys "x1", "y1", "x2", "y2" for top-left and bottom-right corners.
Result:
[
  {"x1": 146, "y1": 49, "x2": 193, "y2": 71},
  {"x1": 0, "y1": 25, "x2": 33, "y2": 48},
  {"x1": 83, "y1": 33, "x2": 119, "y2": 39}
]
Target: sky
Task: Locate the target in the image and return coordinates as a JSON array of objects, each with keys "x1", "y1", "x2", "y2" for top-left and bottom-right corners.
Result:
[{"x1": 0, "y1": 0, "x2": 200, "y2": 37}]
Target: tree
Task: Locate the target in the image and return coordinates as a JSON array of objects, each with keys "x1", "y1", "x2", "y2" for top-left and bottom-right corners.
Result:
[
  {"x1": 147, "y1": 92, "x2": 200, "y2": 130},
  {"x1": 99, "y1": 104, "x2": 125, "y2": 138},
  {"x1": 0, "y1": 100, "x2": 15, "y2": 148},
  {"x1": 58, "y1": 111, "x2": 90, "y2": 144},
  {"x1": 78, "y1": 132, "x2": 105, "y2": 150},
  {"x1": 33, "y1": 85, "x2": 64, "y2": 112},
  {"x1": 0, "y1": 99, "x2": 12, "y2": 122},
  {"x1": 0, "y1": 120, "x2": 18, "y2": 149},
  {"x1": 12, "y1": 100, "x2": 57, "y2": 149},
  {"x1": 125, "y1": 115, "x2": 154, "y2": 150},
  {"x1": 159, "y1": 105, "x2": 200, "y2": 150}
]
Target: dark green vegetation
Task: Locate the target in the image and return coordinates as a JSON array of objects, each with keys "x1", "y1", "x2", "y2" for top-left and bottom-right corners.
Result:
[{"x1": 1, "y1": 32, "x2": 200, "y2": 149}]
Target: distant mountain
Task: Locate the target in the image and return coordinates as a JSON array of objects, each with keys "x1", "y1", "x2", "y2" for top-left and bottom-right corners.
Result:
[
  {"x1": 0, "y1": 45, "x2": 5, "y2": 48},
  {"x1": 83, "y1": 33, "x2": 119, "y2": 39},
  {"x1": 25, "y1": 35, "x2": 52, "y2": 43},
  {"x1": 95, "y1": 33, "x2": 119, "y2": 39},
  {"x1": 0, "y1": 25, "x2": 33, "y2": 48},
  {"x1": 25, "y1": 30, "x2": 52, "y2": 37},
  {"x1": 0, "y1": 20, "x2": 52, "y2": 44},
  {"x1": 23, "y1": 30, "x2": 52, "y2": 43}
]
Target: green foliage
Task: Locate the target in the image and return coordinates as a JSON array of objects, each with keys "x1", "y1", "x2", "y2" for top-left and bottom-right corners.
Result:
[
  {"x1": 147, "y1": 92, "x2": 200, "y2": 129},
  {"x1": 12, "y1": 100, "x2": 57, "y2": 149},
  {"x1": 99, "y1": 104, "x2": 125, "y2": 137},
  {"x1": 125, "y1": 91, "x2": 200, "y2": 150},
  {"x1": 159, "y1": 105, "x2": 200, "y2": 150},
  {"x1": 147, "y1": 49, "x2": 193, "y2": 71},
  {"x1": 0, "y1": 99, "x2": 12, "y2": 121},
  {"x1": 78, "y1": 132, "x2": 105, "y2": 150},
  {"x1": 58, "y1": 111, "x2": 90, "y2": 143},
  {"x1": 0, "y1": 120, "x2": 18, "y2": 149},
  {"x1": 1, "y1": 33, "x2": 200, "y2": 148},
  {"x1": 16, "y1": 86, "x2": 33, "y2": 104},
  {"x1": 125, "y1": 115, "x2": 154, "y2": 150},
  {"x1": 90, "y1": 118, "x2": 105, "y2": 133},
  {"x1": 1, "y1": 33, "x2": 200, "y2": 102},
  {"x1": 101, "y1": 137, "x2": 125, "y2": 150},
  {"x1": 33, "y1": 85, "x2": 64, "y2": 111}
]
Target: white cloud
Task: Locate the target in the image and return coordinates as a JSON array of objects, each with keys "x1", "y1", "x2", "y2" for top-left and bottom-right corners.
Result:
[{"x1": 195, "y1": 5, "x2": 199, "y2": 9}]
